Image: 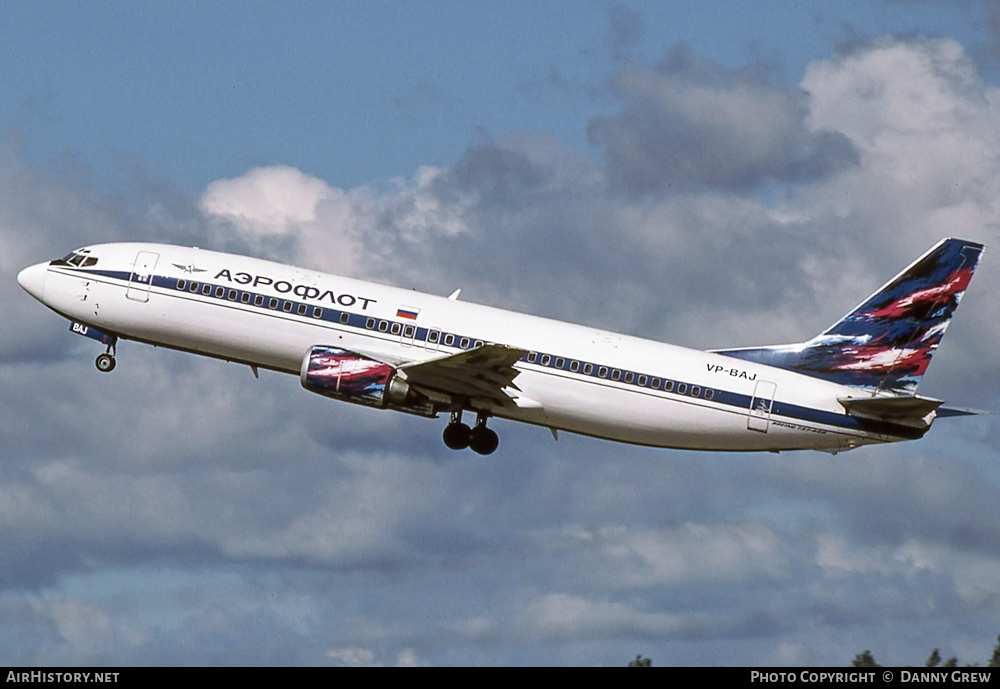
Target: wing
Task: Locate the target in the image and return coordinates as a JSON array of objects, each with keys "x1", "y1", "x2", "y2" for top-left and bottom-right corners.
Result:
[{"x1": 398, "y1": 344, "x2": 532, "y2": 409}]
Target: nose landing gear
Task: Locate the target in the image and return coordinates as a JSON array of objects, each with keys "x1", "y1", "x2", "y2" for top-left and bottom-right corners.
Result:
[
  {"x1": 95, "y1": 344, "x2": 116, "y2": 373},
  {"x1": 443, "y1": 411, "x2": 499, "y2": 455}
]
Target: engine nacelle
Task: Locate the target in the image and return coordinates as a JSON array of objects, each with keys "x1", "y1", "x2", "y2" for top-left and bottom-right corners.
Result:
[{"x1": 300, "y1": 346, "x2": 435, "y2": 416}]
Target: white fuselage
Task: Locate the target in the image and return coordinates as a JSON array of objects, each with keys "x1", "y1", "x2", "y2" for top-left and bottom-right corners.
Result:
[{"x1": 18, "y1": 242, "x2": 917, "y2": 452}]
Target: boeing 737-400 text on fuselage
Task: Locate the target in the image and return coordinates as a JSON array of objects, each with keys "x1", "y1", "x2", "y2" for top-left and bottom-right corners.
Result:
[{"x1": 17, "y1": 238, "x2": 984, "y2": 454}]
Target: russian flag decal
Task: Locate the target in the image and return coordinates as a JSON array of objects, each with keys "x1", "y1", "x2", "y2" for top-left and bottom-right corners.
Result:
[{"x1": 396, "y1": 307, "x2": 419, "y2": 320}]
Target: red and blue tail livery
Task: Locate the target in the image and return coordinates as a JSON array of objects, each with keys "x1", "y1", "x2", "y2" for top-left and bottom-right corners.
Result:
[{"x1": 714, "y1": 238, "x2": 984, "y2": 396}]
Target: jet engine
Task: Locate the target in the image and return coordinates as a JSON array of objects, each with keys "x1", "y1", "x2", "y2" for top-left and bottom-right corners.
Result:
[{"x1": 300, "y1": 346, "x2": 435, "y2": 417}]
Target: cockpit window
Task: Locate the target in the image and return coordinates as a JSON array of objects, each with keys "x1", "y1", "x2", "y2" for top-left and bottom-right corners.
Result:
[{"x1": 54, "y1": 249, "x2": 98, "y2": 268}]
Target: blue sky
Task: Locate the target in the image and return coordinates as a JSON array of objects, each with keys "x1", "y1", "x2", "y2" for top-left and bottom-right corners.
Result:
[
  {"x1": 3, "y1": 0, "x2": 1000, "y2": 667},
  {"x1": 4, "y1": 1, "x2": 994, "y2": 192}
]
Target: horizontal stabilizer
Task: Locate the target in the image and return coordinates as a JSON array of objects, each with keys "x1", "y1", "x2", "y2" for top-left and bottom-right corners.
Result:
[
  {"x1": 838, "y1": 395, "x2": 942, "y2": 429},
  {"x1": 937, "y1": 405, "x2": 991, "y2": 418}
]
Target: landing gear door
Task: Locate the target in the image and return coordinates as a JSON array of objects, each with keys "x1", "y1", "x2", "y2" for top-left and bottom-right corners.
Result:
[
  {"x1": 126, "y1": 251, "x2": 160, "y2": 302},
  {"x1": 748, "y1": 380, "x2": 777, "y2": 433}
]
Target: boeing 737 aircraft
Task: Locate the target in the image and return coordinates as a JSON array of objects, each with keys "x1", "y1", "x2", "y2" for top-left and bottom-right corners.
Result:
[{"x1": 17, "y1": 238, "x2": 984, "y2": 455}]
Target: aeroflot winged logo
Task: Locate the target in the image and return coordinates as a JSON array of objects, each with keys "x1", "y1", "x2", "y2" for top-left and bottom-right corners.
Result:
[
  {"x1": 172, "y1": 263, "x2": 207, "y2": 274},
  {"x1": 213, "y1": 269, "x2": 378, "y2": 310}
]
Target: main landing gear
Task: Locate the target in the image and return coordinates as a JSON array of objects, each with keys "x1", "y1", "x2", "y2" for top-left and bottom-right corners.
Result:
[
  {"x1": 443, "y1": 411, "x2": 499, "y2": 455},
  {"x1": 95, "y1": 344, "x2": 116, "y2": 373}
]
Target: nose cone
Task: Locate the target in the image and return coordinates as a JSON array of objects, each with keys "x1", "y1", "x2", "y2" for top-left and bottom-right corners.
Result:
[{"x1": 17, "y1": 262, "x2": 47, "y2": 301}]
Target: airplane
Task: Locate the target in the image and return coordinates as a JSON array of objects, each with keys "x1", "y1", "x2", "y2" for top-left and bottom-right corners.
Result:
[{"x1": 16, "y1": 237, "x2": 984, "y2": 455}]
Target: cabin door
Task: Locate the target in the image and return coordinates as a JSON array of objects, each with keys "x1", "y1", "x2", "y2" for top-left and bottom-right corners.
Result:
[
  {"x1": 126, "y1": 251, "x2": 160, "y2": 302},
  {"x1": 747, "y1": 380, "x2": 777, "y2": 432}
]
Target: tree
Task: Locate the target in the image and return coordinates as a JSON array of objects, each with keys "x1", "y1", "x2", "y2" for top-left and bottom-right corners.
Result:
[
  {"x1": 853, "y1": 631, "x2": 1000, "y2": 667},
  {"x1": 989, "y1": 635, "x2": 1000, "y2": 667},
  {"x1": 628, "y1": 654, "x2": 652, "y2": 667},
  {"x1": 852, "y1": 650, "x2": 880, "y2": 667}
]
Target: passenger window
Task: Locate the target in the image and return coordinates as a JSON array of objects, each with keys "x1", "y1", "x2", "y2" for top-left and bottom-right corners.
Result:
[
  {"x1": 598, "y1": 366, "x2": 608, "y2": 378},
  {"x1": 651, "y1": 378, "x2": 660, "y2": 389},
  {"x1": 704, "y1": 389, "x2": 714, "y2": 401},
  {"x1": 444, "y1": 334, "x2": 455, "y2": 346},
  {"x1": 624, "y1": 372, "x2": 634, "y2": 384},
  {"x1": 392, "y1": 323, "x2": 402, "y2": 335},
  {"x1": 313, "y1": 307, "x2": 323, "y2": 318},
  {"x1": 283, "y1": 301, "x2": 293, "y2": 313},
  {"x1": 570, "y1": 361, "x2": 580, "y2": 372},
  {"x1": 365, "y1": 318, "x2": 375, "y2": 329},
  {"x1": 241, "y1": 293, "x2": 251, "y2": 304},
  {"x1": 428, "y1": 330, "x2": 440, "y2": 344},
  {"x1": 214, "y1": 286, "x2": 224, "y2": 298},
  {"x1": 190, "y1": 282, "x2": 200, "y2": 293},
  {"x1": 677, "y1": 383, "x2": 687, "y2": 395},
  {"x1": 255, "y1": 295, "x2": 264, "y2": 306},
  {"x1": 611, "y1": 370, "x2": 621, "y2": 381},
  {"x1": 541, "y1": 355, "x2": 551, "y2": 366},
  {"x1": 664, "y1": 381, "x2": 674, "y2": 392},
  {"x1": 296, "y1": 303, "x2": 307, "y2": 315},
  {"x1": 340, "y1": 313, "x2": 350, "y2": 324},
  {"x1": 583, "y1": 363, "x2": 593, "y2": 375},
  {"x1": 177, "y1": 280, "x2": 187, "y2": 290},
  {"x1": 638, "y1": 375, "x2": 647, "y2": 386},
  {"x1": 555, "y1": 358, "x2": 565, "y2": 369},
  {"x1": 228, "y1": 289, "x2": 237, "y2": 301},
  {"x1": 378, "y1": 321, "x2": 389, "y2": 332},
  {"x1": 403, "y1": 325, "x2": 415, "y2": 338},
  {"x1": 691, "y1": 386, "x2": 700, "y2": 398},
  {"x1": 527, "y1": 352, "x2": 537, "y2": 363},
  {"x1": 269, "y1": 298, "x2": 279, "y2": 309}
]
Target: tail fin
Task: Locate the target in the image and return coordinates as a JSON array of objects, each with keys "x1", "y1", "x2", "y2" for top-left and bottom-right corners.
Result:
[{"x1": 714, "y1": 238, "x2": 984, "y2": 395}]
